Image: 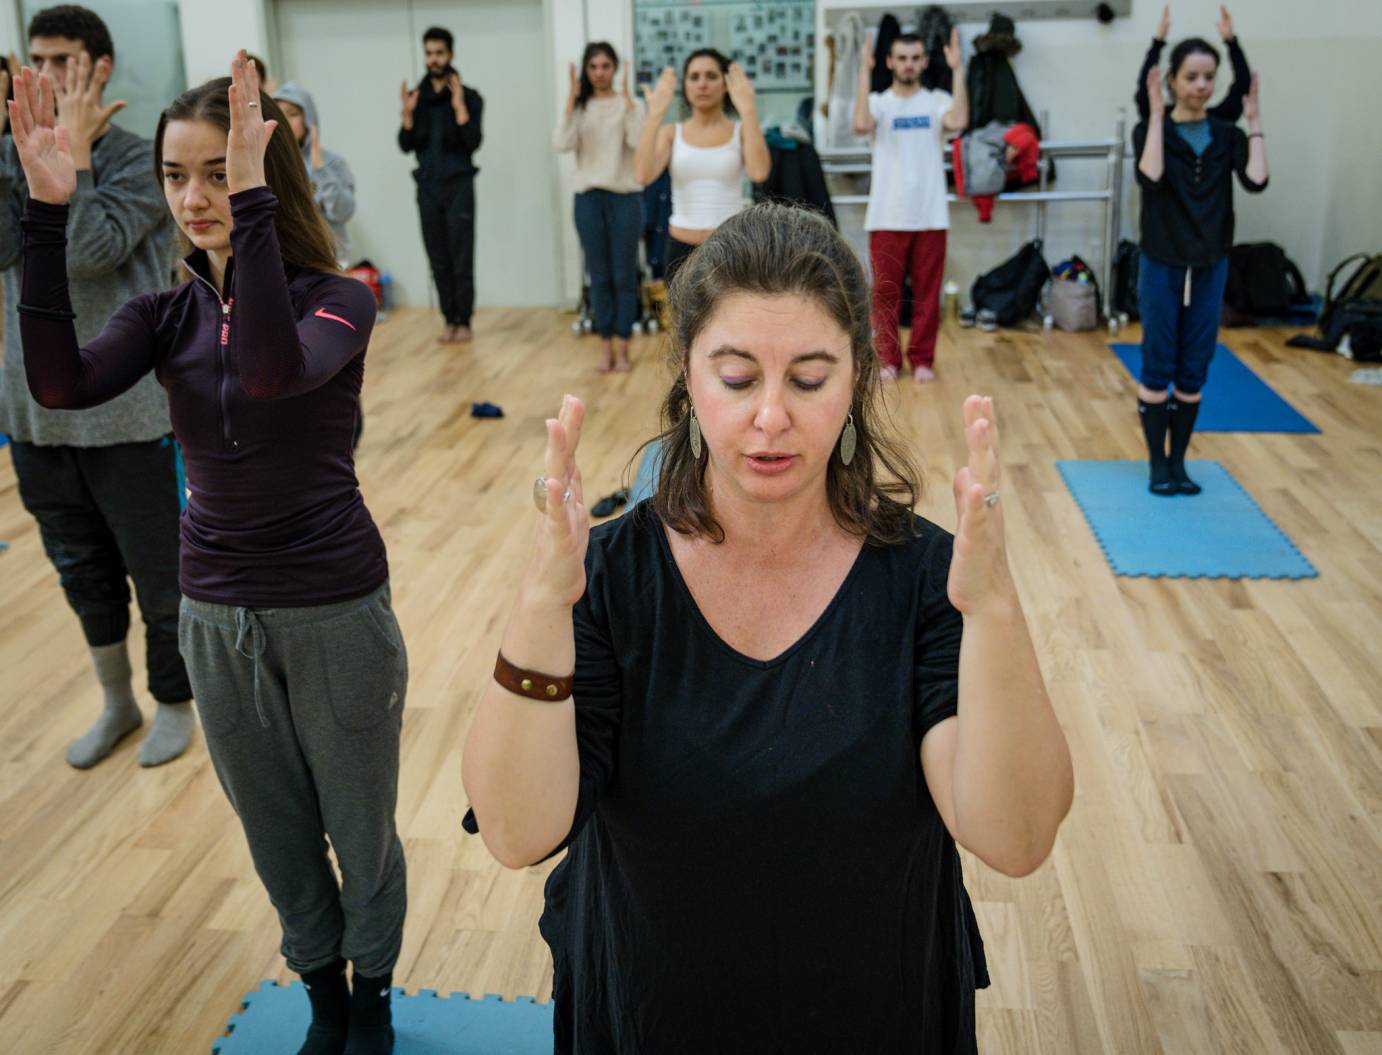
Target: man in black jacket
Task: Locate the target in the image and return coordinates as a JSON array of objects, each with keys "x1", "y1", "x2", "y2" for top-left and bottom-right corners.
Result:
[{"x1": 398, "y1": 26, "x2": 484, "y2": 342}]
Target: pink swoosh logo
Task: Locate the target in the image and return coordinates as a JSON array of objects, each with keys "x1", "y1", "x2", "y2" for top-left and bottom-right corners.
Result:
[{"x1": 313, "y1": 307, "x2": 357, "y2": 331}]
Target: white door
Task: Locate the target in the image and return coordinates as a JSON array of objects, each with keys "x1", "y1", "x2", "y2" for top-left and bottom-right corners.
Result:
[{"x1": 272, "y1": 0, "x2": 560, "y2": 310}]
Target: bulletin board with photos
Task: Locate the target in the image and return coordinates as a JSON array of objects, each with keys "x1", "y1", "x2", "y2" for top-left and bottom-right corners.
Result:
[{"x1": 633, "y1": 0, "x2": 816, "y2": 95}]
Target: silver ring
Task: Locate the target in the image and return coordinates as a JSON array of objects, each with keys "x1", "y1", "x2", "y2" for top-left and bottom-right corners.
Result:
[
  {"x1": 983, "y1": 491, "x2": 1000, "y2": 507},
  {"x1": 247, "y1": 101, "x2": 259, "y2": 108},
  {"x1": 533, "y1": 476, "x2": 572, "y2": 513}
]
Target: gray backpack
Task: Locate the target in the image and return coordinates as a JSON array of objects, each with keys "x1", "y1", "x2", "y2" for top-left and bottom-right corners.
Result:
[{"x1": 958, "y1": 121, "x2": 1011, "y2": 197}]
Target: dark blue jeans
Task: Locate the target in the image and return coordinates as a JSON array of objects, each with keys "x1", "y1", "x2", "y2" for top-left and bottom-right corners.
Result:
[
  {"x1": 574, "y1": 190, "x2": 643, "y2": 339},
  {"x1": 1137, "y1": 253, "x2": 1229, "y2": 395}
]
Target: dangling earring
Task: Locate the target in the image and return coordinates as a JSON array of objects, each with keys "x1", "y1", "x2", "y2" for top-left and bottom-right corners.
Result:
[
  {"x1": 839, "y1": 412, "x2": 857, "y2": 466},
  {"x1": 689, "y1": 406, "x2": 703, "y2": 459}
]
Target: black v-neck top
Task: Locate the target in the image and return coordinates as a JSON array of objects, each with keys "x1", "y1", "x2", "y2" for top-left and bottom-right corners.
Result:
[{"x1": 538, "y1": 502, "x2": 989, "y2": 1053}]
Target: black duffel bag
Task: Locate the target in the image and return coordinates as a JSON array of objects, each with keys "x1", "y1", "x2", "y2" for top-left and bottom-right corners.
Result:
[{"x1": 971, "y1": 241, "x2": 1050, "y2": 326}]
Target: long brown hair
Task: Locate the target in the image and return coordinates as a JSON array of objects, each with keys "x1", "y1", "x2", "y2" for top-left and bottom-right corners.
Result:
[
  {"x1": 153, "y1": 77, "x2": 341, "y2": 275},
  {"x1": 646, "y1": 202, "x2": 922, "y2": 545}
]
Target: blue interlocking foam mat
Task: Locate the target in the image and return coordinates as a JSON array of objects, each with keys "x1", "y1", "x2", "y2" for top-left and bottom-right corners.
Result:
[
  {"x1": 212, "y1": 982, "x2": 552, "y2": 1055},
  {"x1": 1109, "y1": 343, "x2": 1319, "y2": 433},
  {"x1": 1057, "y1": 459, "x2": 1316, "y2": 579}
]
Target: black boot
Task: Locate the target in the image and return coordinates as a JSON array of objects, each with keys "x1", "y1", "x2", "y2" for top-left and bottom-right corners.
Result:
[
  {"x1": 1138, "y1": 399, "x2": 1175, "y2": 496},
  {"x1": 1167, "y1": 398, "x2": 1202, "y2": 495},
  {"x1": 297, "y1": 959, "x2": 350, "y2": 1055},
  {"x1": 344, "y1": 970, "x2": 394, "y2": 1055}
]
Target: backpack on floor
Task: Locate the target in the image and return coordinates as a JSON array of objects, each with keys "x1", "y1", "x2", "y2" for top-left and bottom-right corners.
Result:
[
  {"x1": 1286, "y1": 252, "x2": 1382, "y2": 360},
  {"x1": 971, "y1": 241, "x2": 1050, "y2": 326},
  {"x1": 1223, "y1": 242, "x2": 1308, "y2": 322},
  {"x1": 1113, "y1": 239, "x2": 1140, "y2": 321}
]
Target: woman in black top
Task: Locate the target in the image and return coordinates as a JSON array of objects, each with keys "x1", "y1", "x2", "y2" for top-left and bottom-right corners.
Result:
[
  {"x1": 1132, "y1": 31, "x2": 1268, "y2": 495},
  {"x1": 461, "y1": 203, "x2": 1073, "y2": 1052}
]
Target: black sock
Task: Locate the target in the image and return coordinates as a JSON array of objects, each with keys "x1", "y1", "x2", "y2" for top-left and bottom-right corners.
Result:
[
  {"x1": 344, "y1": 971, "x2": 394, "y2": 1055},
  {"x1": 1138, "y1": 399, "x2": 1175, "y2": 495},
  {"x1": 297, "y1": 959, "x2": 350, "y2": 1055},
  {"x1": 1167, "y1": 398, "x2": 1202, "y2": 495}
]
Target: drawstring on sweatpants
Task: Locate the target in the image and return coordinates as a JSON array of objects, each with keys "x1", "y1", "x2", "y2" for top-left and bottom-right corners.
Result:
[
  {"x1": 233, "y1": 607, "x2": 271, "y2": 728},
  {"x1": 1183, "y1": 266, "x2": 1192, "y2": 307}
]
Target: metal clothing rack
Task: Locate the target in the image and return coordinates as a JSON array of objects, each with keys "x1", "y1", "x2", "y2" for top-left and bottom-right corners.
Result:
[{"x1": 822, "y1": 116, "x2": 1129, "y2": 326}]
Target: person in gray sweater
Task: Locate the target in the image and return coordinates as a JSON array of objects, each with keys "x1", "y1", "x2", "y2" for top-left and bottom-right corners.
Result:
[
  {"x1": 0, "y1": 5, "x2": 194, "y2": 769},
  {"x1": 272, "y1": 82, "x2": 356, "y2": 265}
]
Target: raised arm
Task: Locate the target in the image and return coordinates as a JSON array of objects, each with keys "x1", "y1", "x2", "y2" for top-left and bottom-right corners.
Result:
[
  {"x1": 463, "y1": 396, "x2": 613, "y2": 869},
  {"x1": 553, "y1": 62, "x2": 580, "y2": 152},
  {"x1": 1236, "y1": 73, "x2": 1268, "y2": 191},
  {"x1": 621, "y1": 70, "x2": 645, "y2": 149},
  {"x1": 852, "y1": 36, "x2": 876, "y2": 135},
  {"x1": 920, "y1": 396, "x2": 1073, "y2": 878},
  {"x1": 397, "y1": 80, "x2": 419, "y2": 153},
  {"x1": 940, "y1": 29, "x2": 969, "y2": 132},
  {"x1": 1135, "y1": 68, "x2": 1166, "y2": 184},
  {"x1": 634, "y1": 67, "x2": 677, "y2": 186},
  {"x1": 1209, "y1": 7, "x2": 1251, "y2": 123},
  {"x1": 8, "y1": 69, "x2": 158, "y2": 408},
  {"x1": 0, "y1": 65, "x2": 25, "y2": 271},
  {"x1": 222, "y1": 54, "x2": 374, "y2": 399},
  {"x1": 1134, "y1": 6, "x2": 1169, "y2": 120},
  {"x1": 726, "y1": 64, "x2": 770, "y2": 183}
]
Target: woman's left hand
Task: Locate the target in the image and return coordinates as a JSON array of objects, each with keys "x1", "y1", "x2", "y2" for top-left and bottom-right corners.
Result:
[
  {"x1": 947, "y1": 395, "x2": 1016, "y2": 618},
  {"x1": 226, "y1": 49, "x2": 276, "y2": 193},
  {"x1": 725, "y1": 62, "x2": 756, "y2": 114}
]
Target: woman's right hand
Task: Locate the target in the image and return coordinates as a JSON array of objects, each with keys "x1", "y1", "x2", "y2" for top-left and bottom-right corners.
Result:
[
  {"x1": 1156, "y1": 5, "x2": 1170, "y2": 42},
  {"x1": 523, "y1": 394, "x2": 590, "y2": 610},
  {"x1": 860, "y1": 35, "x2": 875, "y2": 73},
  {"x1": 7, "y1": 66, "x2": 76, "y2": 206},
  {"x1": 642, "y1": 67, "x2": 677, "y2": 118},
  {"x1": 567, "y1": 61, "x2": 580, "y2": 103},
  {"x1": 1146, "y1": 66, "x2": 1165, "y2": 118}
]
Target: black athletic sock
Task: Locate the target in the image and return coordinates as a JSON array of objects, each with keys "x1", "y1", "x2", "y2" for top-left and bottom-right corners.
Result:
[
  {"x1": 344, "y1": 971, "x2": 394, "y2": 1055},
  {"x1": 297, "y1": 959, "x2": 350, "y2": 1055},
  {"x1": 1167, "y1": 398, "x2": 1202, "y2": 495},
  {"x1": 1138, "y1": 399, "x2": 1175, "y2": 495}
]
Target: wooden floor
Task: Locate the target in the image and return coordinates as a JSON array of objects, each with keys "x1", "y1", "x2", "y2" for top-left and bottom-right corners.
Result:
[{"x1": 0, "y1": 306, "x2": 1379, "y2": 1054}]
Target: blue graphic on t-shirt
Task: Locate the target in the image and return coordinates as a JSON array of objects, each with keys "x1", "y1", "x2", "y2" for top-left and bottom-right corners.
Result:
[{"x1": 892, "y1": 115, "x2": 932, "y2": 130}]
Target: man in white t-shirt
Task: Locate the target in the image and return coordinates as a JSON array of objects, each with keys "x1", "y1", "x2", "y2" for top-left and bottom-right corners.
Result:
[{"x1": 854, "y1": 31, "x2": 968, "y2": 382}]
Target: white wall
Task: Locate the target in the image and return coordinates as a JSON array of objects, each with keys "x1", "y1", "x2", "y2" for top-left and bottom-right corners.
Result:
[
  {"x1": 177, "y1": 0, "x2": 270, "y2": 85},
  {"x1": 268, "y1": 0, "x2": 560, "y2": 310},
  {"x1": 819, "y1": 0, "x2": 1382, "y2": 295}
]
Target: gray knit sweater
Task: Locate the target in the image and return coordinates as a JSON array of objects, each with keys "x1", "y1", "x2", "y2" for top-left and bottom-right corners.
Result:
[{"x1": 0, "y1": 125, "x2": 174, "y2": 447}]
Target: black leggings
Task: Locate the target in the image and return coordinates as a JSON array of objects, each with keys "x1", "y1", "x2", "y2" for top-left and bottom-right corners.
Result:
[{"x1": 664, "y1": 235, "x2": 699, "y2": 283}]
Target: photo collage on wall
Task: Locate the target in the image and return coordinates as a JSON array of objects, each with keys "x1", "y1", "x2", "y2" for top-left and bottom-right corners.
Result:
[{"x1": 633, "y1": 0, "x2": 814, "y2": 94}]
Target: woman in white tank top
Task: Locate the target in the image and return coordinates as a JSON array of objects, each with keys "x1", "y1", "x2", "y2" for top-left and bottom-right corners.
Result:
[{"x1": 634, "y1": 48, "x2": 771, "y2": 277}]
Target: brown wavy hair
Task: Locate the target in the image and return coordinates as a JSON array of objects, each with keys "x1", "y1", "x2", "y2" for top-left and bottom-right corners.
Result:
[
  {"x1": 645, "y1": 202, "x2": 922, "y2": 545},
  {"x1": 153, "y1": 78, "x2": 341, "y2": 275}
]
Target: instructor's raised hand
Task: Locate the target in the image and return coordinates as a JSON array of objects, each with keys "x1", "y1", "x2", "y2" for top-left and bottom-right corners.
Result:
[{"x1": 525, "y1": 394, "x2": 590, "y2": 611}]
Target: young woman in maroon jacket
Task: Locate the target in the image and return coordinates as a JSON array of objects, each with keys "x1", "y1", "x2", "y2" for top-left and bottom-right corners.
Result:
[{"x1": 11, "y1": 52, "x2": 405, "y2": 1055}]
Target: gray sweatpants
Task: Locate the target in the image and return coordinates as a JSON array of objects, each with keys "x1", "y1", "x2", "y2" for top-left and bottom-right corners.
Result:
[{"x1": 178, "y1": 582, "x2": 408, "y2": 976}]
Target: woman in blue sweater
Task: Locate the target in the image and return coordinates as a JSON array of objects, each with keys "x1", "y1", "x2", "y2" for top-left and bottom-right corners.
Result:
[{"x1": 11, "y1": 52, "x2": 404, "y2": 1055}]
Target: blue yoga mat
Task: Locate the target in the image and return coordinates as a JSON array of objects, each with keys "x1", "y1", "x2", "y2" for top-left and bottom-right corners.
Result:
[
  {"x1": 213, "y1": 982, "x2": 552, "y2": 1055},
  {"x1": 1109, "y1": 343, "x2": 1319, "y2": 433},
  {"x1": 1057, "y1": 459, "x2": 1316, "y2": 580}
]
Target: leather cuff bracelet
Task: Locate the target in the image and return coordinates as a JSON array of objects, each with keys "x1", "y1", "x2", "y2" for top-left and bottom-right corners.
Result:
[{"x1": 494, "y1": 651, "x2": 573, "y2": 701}]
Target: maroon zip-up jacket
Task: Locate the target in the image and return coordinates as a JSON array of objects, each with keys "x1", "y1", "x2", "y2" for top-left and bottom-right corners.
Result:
[{"x1": 20, "y1": 186, "x2": 387, "y2": 606}]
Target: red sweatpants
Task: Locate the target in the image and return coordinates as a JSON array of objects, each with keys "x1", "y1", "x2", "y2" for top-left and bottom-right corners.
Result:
[{"x1": 869, "y1": 229, "x2": 947, "y2": 370}]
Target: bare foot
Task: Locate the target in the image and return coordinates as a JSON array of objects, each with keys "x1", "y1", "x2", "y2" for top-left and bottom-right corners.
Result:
[
  {"x1": 879, "y1": 365, "x2": 899, "y2": 382},
  {"x1": 436, "y1": 324, "x2": 456, "y2": 343},
  {"x1": 598, "y1": 341, "x2": 615, "y2": 374},
  {"x1": 448, "y1": 325, "x2": 474, "y2": 343},
  {"x1": 613, "y1": 341, "x2": 632, "y2": 373},
  {"x1": 912, "y1": 366, "x2": 936, "y2": 383}
]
